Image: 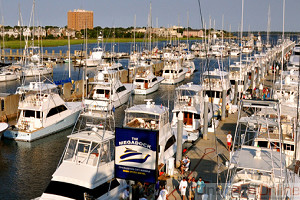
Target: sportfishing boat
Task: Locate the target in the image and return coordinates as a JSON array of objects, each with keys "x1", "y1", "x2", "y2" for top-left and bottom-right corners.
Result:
[
  {"x1": 202, "y1": 68, "x2": 232, "y2": 105},
  {"x1": 0, "y1": 66, "x2": 20, "y2": 82},
  {"x1": 4, "y1": 82, "x2": 82, "y2": 142},
  {"x1": 183, "y1": 60, "x2": 196, "y2": 78},
  {"x1": 133, "y1": 69, "x2": 164, "y2": 95},
  {"x1": 21, "y1": 62, "x2": 53, "y2": 77},
  {"x1": 161, "y1": 59, "x2": 188, "y2": 85},
  {"x1": 86, "y1": 47, "x2": 104, "y2": 67},
  {"x1": 171, "y1": 83, "x2": 214, "y2": 142},
  {"x1": 40, "y1": 119, "x2": 127, "y2": 200},
  {"x1": 123, "y1": 99, "x2": 183, "y2": 165},
  {"x1": 86, "y1": 35, "x2": 104, "y2": 67},
  {"x1": 84, "y1": 69, "x2": 133, "y2": 112},
  {"x1": 223, "y1": 99, "x2": 299, "y2": 200}
]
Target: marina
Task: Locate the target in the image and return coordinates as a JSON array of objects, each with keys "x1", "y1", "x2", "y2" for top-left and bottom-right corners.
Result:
[{"x1": 0, "y1": 1, "x2": 300, "y2": 200}]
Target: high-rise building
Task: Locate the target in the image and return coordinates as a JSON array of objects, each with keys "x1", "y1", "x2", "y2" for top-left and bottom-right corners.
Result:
[{"x1": 68, "y1": 9, "x2": 93, "y2": 31}]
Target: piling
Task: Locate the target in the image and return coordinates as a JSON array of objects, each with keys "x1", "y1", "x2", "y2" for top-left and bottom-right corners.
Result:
[
  {"x1": 221, "y1": 89, "x2": 226, "y2": 120},
  {"x1": 203, "y1": 95, "x2": 209, "y2": 140},
  {"x1": 176, "y1": 111, "x2": 183, "y2": 168},
  {"x1": 234, "y1": 80, "x2": 238, "y2": 105},
  {"x1": 243, "y1": 73, "x2": 248, "y2": 92},
  {"x1": 251, "y1": 68, "x2": 255, "y2": 94}
]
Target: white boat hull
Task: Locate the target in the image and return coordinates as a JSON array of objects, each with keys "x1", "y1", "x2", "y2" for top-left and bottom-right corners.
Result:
[
  {"x1": 161, "y1": 73, "x2": 186, "y2": 85},
  {"x1": 23, "y1": 68, "x2": 53, "y2": 77},
  {"x1": 134, "y1": 82, "x2": 160, "y2": 95},
  {"x1": 0, "y1": 74, "x2": 18, "y2": 82},
  {"x1": 4, "y1": 109, "x2": 81, "y2": 142},
  {"x1": 85, "y1": 91, "x2": 131, "y2": 111}
]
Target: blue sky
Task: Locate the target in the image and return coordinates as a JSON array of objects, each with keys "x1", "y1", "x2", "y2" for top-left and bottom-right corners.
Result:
[{"x1": 1, "y1": 0, "x2": 299, "y2": 31}]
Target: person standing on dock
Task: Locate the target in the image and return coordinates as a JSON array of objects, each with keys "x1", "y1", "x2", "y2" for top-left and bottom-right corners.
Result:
[
  {"x1": 196, "y1": 177, "x2": 205, "y2": 200},
  {"x1": 227, "y1": 131, "x2": 232, "y2": 151},
  {"x1": 179, "y1": 177, "x2": 188, "y2": 200}
]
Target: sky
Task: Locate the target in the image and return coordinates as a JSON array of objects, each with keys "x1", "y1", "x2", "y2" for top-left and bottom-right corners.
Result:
[{"x1": 1, "y1": 0, "x2": 299, "y2": 32}]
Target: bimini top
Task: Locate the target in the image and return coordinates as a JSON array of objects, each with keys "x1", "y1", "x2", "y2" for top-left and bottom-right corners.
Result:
[
  {"x1": 231, "y1": 146, "x2": 286, "y2": 175},
  {"x1": 16, "y1": 82, "x2": 57, "y2": 93},
  {"x1": 68, "y1": 129, "x2": 114, "y2": 143},
  {"x1": 175, "y1": 82, "x2": 202, "y2": 92},
  {"x1": 125, "y1": 100, "x2": 168, "y2": 116},
  {"x1": 202, "y1": 69, "x2": 228, "y2": 77}
]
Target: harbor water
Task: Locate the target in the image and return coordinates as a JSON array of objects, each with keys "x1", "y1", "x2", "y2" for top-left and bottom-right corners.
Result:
[{"x1": 0, "y1": 36, "x2": 288, "y2": 199}]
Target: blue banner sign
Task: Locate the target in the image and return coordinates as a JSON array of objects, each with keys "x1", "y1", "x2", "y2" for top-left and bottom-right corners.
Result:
[{"x1": 115, "y1": 127, "x2": 158, "y2": 184}]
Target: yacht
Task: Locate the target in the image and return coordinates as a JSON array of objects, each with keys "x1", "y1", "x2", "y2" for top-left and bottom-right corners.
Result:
[
  {"x1": 84, "y1": 69, "x2": 133, "y2": 112},
  {"x1": 0, "y1": 66, "x2": 20, "y2": 82},
  {"x1": 202, "y1": 69, "x2": 232, "y2": 105},
  {"x1": 133, "y1": 69, "x2": 163, "y2": 95},
  {"x1": 230, "y1": 47, "x2": 241, "y2": 57},
  {"x1": 4, "y1": 82, "x2": 82, "y2": 142},
  {"x1": 183, "y1": 60, "x2": 196, "y2": 78},
  {"x1": 123, "y1": 99, "x2": 182, "y2": 165},
  {"x1": 161, "y1": 59, "x2": 188, "y2": 85},
  {"x1": 86, "y1": 47, "x2": 104, "y2": 67},
  {"x1": 229, "y1": 62, "x2": 249, "y2": 98},
  {"x1": 223, "y1": 99, "x2": 299, "y2": 200},
  {"x1": 21, "y1": 62, "x2": 53, "y2": 77},
  {"x1": 40, "y1": 120, "x2": 127, "y2": 200},
  {"x1": 171, "y1": 83, "x2": 213, "y2": 142}
]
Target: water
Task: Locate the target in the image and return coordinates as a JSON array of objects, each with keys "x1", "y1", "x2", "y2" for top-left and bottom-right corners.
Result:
[{"x1": 0, "y1": 38, "x2": 272, "y2": 199}]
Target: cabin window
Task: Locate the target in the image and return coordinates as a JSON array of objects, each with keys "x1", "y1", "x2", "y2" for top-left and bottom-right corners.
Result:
[
  {"x1": 110, "y1": 139, "x2": 115, "y2": 160},
  {"x1": 64, "y1": 139, "x2": 77, "y2": 160},
  {"x1": 165, "y1": 70, "x2": 170, "y2": 73},
  {"x1": 257, "y1": 141, "x2": 268, "y2": 148},
  {"x1": 46, "y1": 105, "x2": 67, "y2": 118},
  {"x1": 152, "y1": 77, "x2": 157, "y2": 82},
  {"x1": 216, "y1": 92, "x2": 220, "y2": 98},
  {"x1": 227, "y1": 88, "x2": 231, "y2": 96},
  {"x1": 194, "y1": 114, "x2": 200, "y2": 119},
  {"x1": 96, "y1": 89, "x2": 105, "y2": 94},
  {"x1": 1, "y1": 99, "x2": 4, "y2": 111},
  {"x1": 23, "y1": 110, "x2": 35, "y2": 118},
  {"x1": 179, "y1": 69, "x2": 183, "y2": 73},
  {"x1": 283, "y1": 144, "x2": 294, "y2": 151},
  {"x1": 230, "y1": 80, "x2": 235, "y2": 85},
  {"x1": 100, "y1": 141, "x2": 110, "y2": 163},
  {"x1": 135, "y1": 79, "x2": 144, "y2": 83},
  {"x1": 116, "y1": 86, "x2": 126, "y2": 93},
  {"x1": 36, "y1": 111, "x2": 42, "y2": 118},
  {"x1": 164, "y1": 135, "x2": 176, "y2": 151}
]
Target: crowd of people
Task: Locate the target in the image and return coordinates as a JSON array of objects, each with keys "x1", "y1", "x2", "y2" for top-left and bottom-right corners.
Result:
[{"x1": 179, "y1": 176, "x2": 207, "y2": 200}]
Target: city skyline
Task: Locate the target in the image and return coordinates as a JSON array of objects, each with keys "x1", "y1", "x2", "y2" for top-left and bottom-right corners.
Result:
[{"x1": 1, "y1": 0, "x2": 299, "y2": 32}]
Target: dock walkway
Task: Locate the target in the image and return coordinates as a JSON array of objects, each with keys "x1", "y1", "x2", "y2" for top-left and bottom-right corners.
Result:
[{"x1": 164, "y1": 112, "x2": 238, "y2": 200}]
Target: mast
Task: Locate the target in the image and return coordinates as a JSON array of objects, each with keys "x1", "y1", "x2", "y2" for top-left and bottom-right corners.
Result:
[
  {"x1": 239, "y1": 0, "x2": 244, "y2": 83},
  {"x1": 148, "y1": 1, "x2": 152, "y2": 51},
  {"x1": 68, "y1": 31, "x2": 71, "y2": 78},
  {"x1": 187, "y1": 11, "x2": 189, "y2": 48},
  {"x1": 280, "y1": 0, "x2": 285, "y2": 92},
  {"x1": 267, "y1": 4, "x2": 271, "y2": 46},
  {"x1": 133, "y1": 14, "x2": 136, "y2": 52}
]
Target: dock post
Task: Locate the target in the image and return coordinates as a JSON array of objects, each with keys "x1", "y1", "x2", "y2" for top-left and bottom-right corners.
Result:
[
  {"x1": 176, "y1": 111, "x2": 183, "y2": 168},
  {"x1": 251, "y1": 68, "x2": 255, "y2": 95},
  {"x1": 221, "y1": 89, "x2": 226, "y2": 120},
  {"x1": 203, "y1": 95, "x2": 209, "y2": 140},
  {"x1": 234, "y1": 80, "x2": 238, "y2": 105},
  {"x1": 243, "y1": 72, "x2": 248, "y2": 92}
]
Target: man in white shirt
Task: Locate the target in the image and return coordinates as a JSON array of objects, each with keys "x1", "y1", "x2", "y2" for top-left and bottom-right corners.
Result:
[
  {"x1": 158, "y1": 185, "x2": 168, "y2": 200},
  {"x1": 179, "y1": 177, "x2": 188, "y2": 200},
  {"x1": 227, "y1": 131, "x2": 232, "y2": 151}
]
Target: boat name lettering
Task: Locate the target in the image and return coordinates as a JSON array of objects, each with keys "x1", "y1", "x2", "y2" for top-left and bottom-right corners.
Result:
[{"x1": 119, "y1": 140, "x2": 151, "y2": 149}]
